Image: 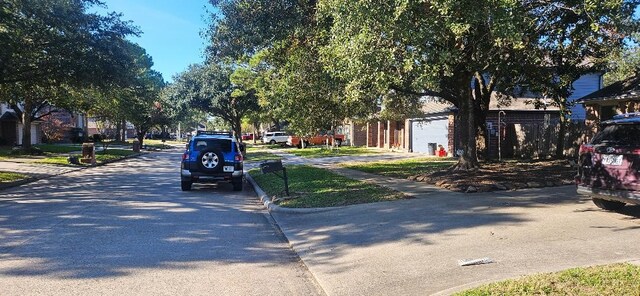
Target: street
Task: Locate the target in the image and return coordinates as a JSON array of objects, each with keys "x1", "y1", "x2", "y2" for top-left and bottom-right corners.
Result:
[
  {"x1": 0, "y1": 152, "x2": 323, "y2": 295},
  {"x1": 2, "y1": 152, "x2": 640, "y2": 295}
]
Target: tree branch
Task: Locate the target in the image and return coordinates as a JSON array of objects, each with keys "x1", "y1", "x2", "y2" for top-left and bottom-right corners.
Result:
[{"x1": 389, "y1": 85, "x2": 455, "y2": 102}]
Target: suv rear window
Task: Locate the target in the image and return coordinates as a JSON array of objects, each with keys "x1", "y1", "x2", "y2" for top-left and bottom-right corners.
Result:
[
  {"x1": 193, "y1": 139, "x2": 232, "y2": 151},
  {"x1": 591, "y1": 124, "x2": 640, "y2": 146}
]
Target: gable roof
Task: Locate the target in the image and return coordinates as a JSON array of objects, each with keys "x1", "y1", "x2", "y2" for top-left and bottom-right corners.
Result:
[
  {"x1": 577, "y1": 74, "x2": 640, "y2": 104},
  {"x1": 0, "y1": 111, "x2": 18, "y2": 121}
]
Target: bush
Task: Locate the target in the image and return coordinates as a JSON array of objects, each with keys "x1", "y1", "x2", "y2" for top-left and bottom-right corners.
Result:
[{"x1": 10, "y1": 146, "x2": 44, "y2": 156}]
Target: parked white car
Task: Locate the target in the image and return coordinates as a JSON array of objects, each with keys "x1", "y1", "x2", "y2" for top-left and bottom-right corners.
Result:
[{"x1": 262, "y1": 131, "x2": 289, "y2": 144}]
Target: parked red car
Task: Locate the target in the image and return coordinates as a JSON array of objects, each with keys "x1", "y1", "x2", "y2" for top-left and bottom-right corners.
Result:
[
  {"x1": 241, "y1": 133, "x2": 254, "y2": 141},
  {"x1": 576, "y1": 112, "x2": 640, "y2": 210},
  {"x1": 287, "y1": 133, "x2": 345, "y2": 148}
]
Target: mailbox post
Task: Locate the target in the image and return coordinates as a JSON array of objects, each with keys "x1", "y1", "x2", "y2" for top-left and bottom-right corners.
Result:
[{"x1": 260, "y1": 160, "x2": 289, "y2": 196}]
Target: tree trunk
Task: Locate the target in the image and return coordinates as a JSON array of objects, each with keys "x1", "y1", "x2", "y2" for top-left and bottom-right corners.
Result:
[
  {"x1": 137, "y1": 130, "x2": 145, "y2": 147},
  {"x1": 21, "y1": 99, "x2": 34, "y2": 150},
  {"x1": 452, "y1": 74, "x2": 480, "y2": 171},
  {"x1": 114, "y1": 120, "x2": 121, "y2": 141},
  {"x1": 121, "y1": 119, "x2": 127, "y2": 142},
  {"x1": 555, "y1": 108, "x2": 568, "y2": 159},
  {"x1": 232, "y1": 117, "x2": 242, "y2": 142}
]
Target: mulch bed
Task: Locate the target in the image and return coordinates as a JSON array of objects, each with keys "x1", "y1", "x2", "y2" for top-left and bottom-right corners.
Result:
[{"x1": 407, "y1": 160, "x2": 576, "y2": 193}]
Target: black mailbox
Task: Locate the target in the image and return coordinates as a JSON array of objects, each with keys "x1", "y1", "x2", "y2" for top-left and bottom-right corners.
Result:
[
  {"x1": 260, "y1": 160, "x2": 283, "y2": 174},
  {"x1": 259, "y1": 160, "x2": 289, "y2": 196}
]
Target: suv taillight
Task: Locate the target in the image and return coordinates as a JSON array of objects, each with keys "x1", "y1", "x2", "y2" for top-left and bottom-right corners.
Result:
[
  {"x1": 235, "y1": 154, "x2": 243, "y2": 162},
  {"x1": 182, "y1": 153, "x2": 188, "y2": 160},
  {"x1": 578, "y1": 144, "x2": 593, "y2": 155}
]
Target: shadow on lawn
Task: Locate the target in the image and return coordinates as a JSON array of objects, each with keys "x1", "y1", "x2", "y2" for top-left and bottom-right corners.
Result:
[{"x1": 0, "y1": 153, "x2": 295, "y2": 279}]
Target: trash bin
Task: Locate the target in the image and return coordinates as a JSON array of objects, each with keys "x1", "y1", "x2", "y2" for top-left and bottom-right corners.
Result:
[
  {"x1": 132, "y1": 140, "x2": 141, "y2": 152},
  {"x1": 427, "y1": 143, "x2": 437, "y2": 155}
]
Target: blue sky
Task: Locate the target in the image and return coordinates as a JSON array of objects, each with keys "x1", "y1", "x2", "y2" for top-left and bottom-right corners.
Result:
[{"x1": 100, "y1": 0, "x2": 213, "y2": 82}]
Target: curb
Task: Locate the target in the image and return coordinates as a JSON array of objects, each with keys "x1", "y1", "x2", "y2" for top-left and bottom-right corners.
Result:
[
  {"x1": 0, "y1": 152, "x2": 146, "y2": 192},
  {"x1": 245, "y1": 172, "x2": 335, "y2": 214}
]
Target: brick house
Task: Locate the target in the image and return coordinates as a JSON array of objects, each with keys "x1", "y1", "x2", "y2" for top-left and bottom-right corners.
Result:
[
  {"x1": 578, "y1": 74, "x2": 640, "y2": 133},
  {"x1": 343, "y1": 73, "x2": 602, "y2": 158}
]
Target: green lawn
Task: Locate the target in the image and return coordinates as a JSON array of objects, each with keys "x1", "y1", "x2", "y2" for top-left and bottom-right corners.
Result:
[
  {"x1": 34, "y1": 144, "x2": 82, "y2": 153},
  {"x1": 342, "y1": 157, "x2": 456, "y2": 179},
  {"x1": 35, "y1": 149, "x2": 139, "y2": 166},
  {"x1": 249, "y1": 165, "x2": 406, "y2": 208},
  {"x1": 244, "y1": 151, "x2": 282, "y2": 163},
  {"x1": 285, "y1": 146, "x2": 380, "y2": 158},
  {"x1": 456, "y1": 264, "x2": 640, "y2": 296},
  {"x1": 246, "y1": 144, "x2": 285, "y2": 151},
  {"x1": 0, "y1": 172, "x2": 28, "y2": 182}
]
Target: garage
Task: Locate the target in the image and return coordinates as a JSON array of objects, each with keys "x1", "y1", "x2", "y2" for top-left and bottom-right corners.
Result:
[{"x1": 410, "y1": 116, "x2": 449, "y2": 154}]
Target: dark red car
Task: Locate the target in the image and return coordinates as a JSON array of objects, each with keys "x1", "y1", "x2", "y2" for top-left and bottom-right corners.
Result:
[
  {"x1": 576, "y1": 112, "x2": 640, "y2": 210},
  {"x1": 241, "y1": 133, "x2": 254, "y2": 141}
]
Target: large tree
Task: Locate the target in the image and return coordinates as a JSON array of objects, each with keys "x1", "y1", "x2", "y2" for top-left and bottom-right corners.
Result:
[
  {"x1": 167, "y1": 61, "x2": 259, "y2": 140},
  {"x1": 524, "y1": 0, "x2": 639, "y2": 158},
  {"x1": 318, "y1": 0, "x2": 539, "y2": 169},
  {"x1": 207, "y1": 0, "x2": 362, "y2": 143},
  {"x1": 0, "y1": 0, "x2": 137, "y2": 149}
]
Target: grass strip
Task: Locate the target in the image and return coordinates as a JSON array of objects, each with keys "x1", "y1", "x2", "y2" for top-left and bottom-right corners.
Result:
[
  {"x1": 35, "y1": 149, "x2": 139, "y2": 166},
  {"x1": 0, "y1": 172, "x2": 28, "y2": 182},
  {"x1": 34, "y1": 144, "x2": 81, "y2": 153},
  {"x1": 285, "y1": 146, "x2": 379, "y2": 158},
  {"x1": 456, "y1": 263, "x2": 640, "y2": 296},
  {"x1": 245, "y1": 151, "x2": 282, "y2": 163},
  {"x1": 250, "y1": 165, "x2": 406, "y2": 208},
  {"x1": 343, "y1": 157, "x2": 456, "y2": 179}
]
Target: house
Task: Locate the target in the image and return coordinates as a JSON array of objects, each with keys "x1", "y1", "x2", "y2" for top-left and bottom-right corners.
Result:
[
  {"x1": 345, "y1": 73, "x2": 603, "y2": 159},
  {"x1": 577, "y1": 73, "x2": 640, "y2": 131},
  {"x1": 341, "y1": 100, "x2": 453, "y2": 154},
  {"x1": 0, "y1": 103, "x2": 42, "y2": 146},
  {"x1": 87, "y1": 118, "x2": 136, "y2": 140}
]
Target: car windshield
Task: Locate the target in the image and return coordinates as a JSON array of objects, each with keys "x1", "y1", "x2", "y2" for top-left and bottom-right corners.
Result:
[
  {"x1": 193, "y1": 139, "x2": 232, "y2": 151},
  {"x1": 591, "y1": 124, "x2": 640, "y2": 146}
]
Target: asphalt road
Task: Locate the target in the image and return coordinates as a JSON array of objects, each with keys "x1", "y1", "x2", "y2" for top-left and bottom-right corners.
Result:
[{"x1": 0, "y1": 152, "x2": 324, "y2": 296}]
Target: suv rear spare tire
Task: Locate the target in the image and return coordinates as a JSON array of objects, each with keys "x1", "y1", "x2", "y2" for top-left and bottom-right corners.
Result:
[{"x1": 198, "y1": 148, "x2": 224, "y2": 172}]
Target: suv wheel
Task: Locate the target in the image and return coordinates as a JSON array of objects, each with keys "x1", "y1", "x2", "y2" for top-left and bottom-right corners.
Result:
[
  {"x1": 592, "y1": 198, "x2": 625, "y2": 211},
  {"x1": 232, "y1": 177, "x2": 243, "y2": 191},
  {"x1": 269, "y1": 139, "x2": 276, "y2": 145},
  {"x1": 198, "y1": 148, "x2": 224, "y2": 172},
  {"x1": 335, "y1": 139, "x2": 342, "y2": 147},
  {"x1": 181, "y1": 180, "x2": 192, "y2": 191}
]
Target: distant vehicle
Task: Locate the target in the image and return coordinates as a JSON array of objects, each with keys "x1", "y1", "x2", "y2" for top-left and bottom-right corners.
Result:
[
  {"x1": 180, "y1": 131, "x2": 244, "y2": 191},
  {"x1": 576, "y1": 112, "x2": 640, "y2": 210},
  {"x1": 261, "y1": 131, "x2": 289, "y2": 144},
  {"x1": 241, "y1": 133, "x2": 254, "y2": 141},
  {"x1": 287, "y1": 132, "x2": 345, "y2": 148}
]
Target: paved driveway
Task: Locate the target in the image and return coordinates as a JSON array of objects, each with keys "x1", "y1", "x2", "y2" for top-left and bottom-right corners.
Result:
[
  {"x1": 0, "y1": 152, "x2": 323, "y2": 295},
  {"x1": 271, "y1": 186, "x2": 640, "y2": 295}
]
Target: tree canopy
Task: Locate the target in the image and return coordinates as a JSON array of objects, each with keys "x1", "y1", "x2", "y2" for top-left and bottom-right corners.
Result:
[{"x1": 0, "y1": 0, "x2": 139, "y2": 148}]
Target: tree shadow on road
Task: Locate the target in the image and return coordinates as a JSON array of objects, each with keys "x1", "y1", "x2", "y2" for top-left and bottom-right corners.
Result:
[{"x1": 0, "y1": 154, "x2": 296, "y2": 279}]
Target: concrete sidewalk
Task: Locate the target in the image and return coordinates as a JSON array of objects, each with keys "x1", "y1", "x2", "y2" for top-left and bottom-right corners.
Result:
[{"x1": 253, "y1": 150, "x2": 640, "y2": 295}]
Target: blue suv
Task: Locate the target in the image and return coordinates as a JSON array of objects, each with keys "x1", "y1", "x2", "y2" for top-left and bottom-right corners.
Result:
[{"x1": 181, "y1": 131, "x2": 244, "y2": 191}]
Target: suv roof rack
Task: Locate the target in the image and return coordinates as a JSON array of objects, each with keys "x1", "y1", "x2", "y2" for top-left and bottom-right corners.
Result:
[{"x1": 196, "y1": 131, "x2": 233, "y2": 137}]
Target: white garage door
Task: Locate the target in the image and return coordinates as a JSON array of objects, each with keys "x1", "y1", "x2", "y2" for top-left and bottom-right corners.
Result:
[{"x1": 411, "y1": 118, "x2": 448, "y2": 154}]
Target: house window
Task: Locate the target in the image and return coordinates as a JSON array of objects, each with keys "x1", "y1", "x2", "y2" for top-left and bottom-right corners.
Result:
[{"x1": 600, "y1": 105, "x2": 617, "y2": 121}]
